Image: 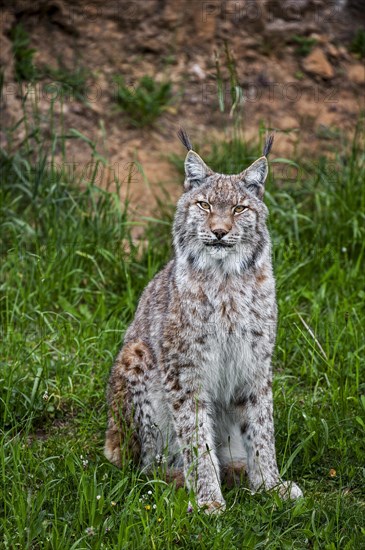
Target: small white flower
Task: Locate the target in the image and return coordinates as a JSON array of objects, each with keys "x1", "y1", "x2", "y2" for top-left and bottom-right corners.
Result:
[
  {"x1": 148, "y1": 490, "x2": 152, "y2": 495},
  {"x1": 153, "y1": 504, "x2": 157, "y2": 509},
  {"x1": 96, "y1": 495, "x2": 101, "y2": 500},
  {"x1": 82, "y1": 459, "x2": 89, "y2": 469},
  {"x1": 155, "y1": 454, "x2": 167, "y2": 464},
  {"x1": 43, "y1": 391, "x2": 49, "y2": 401},
  {"x1": 341, "y1": 247, "x2": 347, "y2": 253}
]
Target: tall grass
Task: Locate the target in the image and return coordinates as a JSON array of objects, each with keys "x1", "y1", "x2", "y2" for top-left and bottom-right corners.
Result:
[{"x1": 0, "y1": 87, "x2": 364, "y2": 548}]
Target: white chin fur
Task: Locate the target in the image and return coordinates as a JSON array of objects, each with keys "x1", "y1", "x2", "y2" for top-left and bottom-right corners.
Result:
[
  {"x1": 205, "y1": 247, "x2": 232, "y2": 260},
  {"x1": 199, "y1": 245, "x2": 251, "y2": 275}
]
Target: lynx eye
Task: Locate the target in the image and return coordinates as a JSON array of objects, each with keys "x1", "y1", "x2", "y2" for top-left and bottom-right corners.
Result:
[
  {"x1": 233, "y1": 205, "x2": 247, "y2": 214},
  {"x1": 197, "y1": 201, "x2": 210, "y2": 211}
]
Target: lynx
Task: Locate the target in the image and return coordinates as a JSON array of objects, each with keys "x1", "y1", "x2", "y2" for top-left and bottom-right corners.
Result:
[{"x1": 105, "y1": 129, "x2": 303, "y2": 513}]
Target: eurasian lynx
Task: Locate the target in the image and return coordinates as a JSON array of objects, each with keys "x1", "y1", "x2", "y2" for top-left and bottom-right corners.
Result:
[{"x1": 105, "y1": 129, "x2": 302, "y2": 512}]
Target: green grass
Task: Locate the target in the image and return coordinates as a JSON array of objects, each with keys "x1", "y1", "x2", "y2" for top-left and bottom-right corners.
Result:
[
  {"x1": 10, "y1": 23, "x2": 38, "y2": 82},
  {"x1": 349, "y1": 28, "x2": 365, "y2": 59},
  {"x1": 214, "y1": 43, "x2": 244, "y2": 118},
  {"x1": 9, "y1": 22, "x2": 90, "y2": 104},
  {"x1": 291, "y1": 35, "x2": 317, "y2": 57},
  {"x1": 113, "y1": 75, "x2": 172, "y2": 127},
  {"x1": 41, "y1": 63, "x2": 91, "y2": 102},
  {"x1": 1, "y1": 90, "x2": 365, "y2": 548}
]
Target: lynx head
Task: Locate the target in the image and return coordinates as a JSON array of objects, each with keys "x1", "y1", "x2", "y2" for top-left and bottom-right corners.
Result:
[{"x1": 173, "y1": 129, "x2": 274, "y2": 274}]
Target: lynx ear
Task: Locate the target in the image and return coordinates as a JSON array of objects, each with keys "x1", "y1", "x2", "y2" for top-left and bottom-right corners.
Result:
[
  {"x1": 242, "y1": 157, "x2": 268, "y2": 199},
  {"x1": 184, "y1": 151, "x2": 211, "y2": 191}
]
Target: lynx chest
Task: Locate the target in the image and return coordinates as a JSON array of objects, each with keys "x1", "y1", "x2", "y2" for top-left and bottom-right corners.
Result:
[{"x1": 186, "y1": 280, "x2": 273, "y2": 403}]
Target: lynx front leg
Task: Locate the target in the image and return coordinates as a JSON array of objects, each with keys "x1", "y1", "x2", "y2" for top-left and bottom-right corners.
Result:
[
  {"x1": 176, "y1": 400, "x2": 225, "y2": 513},
  {"x1": 166, "y1": 375, "x2": 225, "y2": 513},
  {"x1": 238, "y1": 381, "x2": 303, "y2": 500}
]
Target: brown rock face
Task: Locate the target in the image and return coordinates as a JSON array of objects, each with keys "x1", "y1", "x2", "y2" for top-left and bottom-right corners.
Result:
[
  {"x1": 302, "y1": 48, "x2": 335, "y2": 79},
  {"x1": 346, "y1": 0, "x2": 365, "y2": 21},
  {"x1": 0, "y1": 0, "x2": 363, "y2": 208}
]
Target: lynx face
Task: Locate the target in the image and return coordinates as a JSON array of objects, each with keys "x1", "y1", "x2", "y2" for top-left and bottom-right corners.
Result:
[{"x1": 173, "y1": 153, "x2": 270, "y2": 273}]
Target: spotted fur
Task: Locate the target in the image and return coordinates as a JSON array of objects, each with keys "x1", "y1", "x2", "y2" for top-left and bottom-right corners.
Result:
[{"x1": 105, "y1": 132, "x2": 302, "y2": 512}]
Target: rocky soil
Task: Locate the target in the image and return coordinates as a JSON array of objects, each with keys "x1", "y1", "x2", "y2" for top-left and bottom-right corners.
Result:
[{"x1": 1, "y1": 0, "x2": 364, "y2": 215}]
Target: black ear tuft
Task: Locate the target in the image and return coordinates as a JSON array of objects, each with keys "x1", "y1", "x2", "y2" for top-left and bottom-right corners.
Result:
[
  {"x1": 178, "y1": 127, "x2": 193, "y2": 151},
  {"x1": 262, "y1": 133, "x2": 274, "y2": 157}
]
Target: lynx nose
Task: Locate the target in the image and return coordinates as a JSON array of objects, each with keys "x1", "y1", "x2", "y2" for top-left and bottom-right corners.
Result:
[{"x1": 212, "y1": 228, "x2": 228, "y2": 240}]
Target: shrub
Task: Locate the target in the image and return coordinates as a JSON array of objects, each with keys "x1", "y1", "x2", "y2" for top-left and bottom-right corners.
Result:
[
  {"x1": 114, "y1": 75, "x2": 172, "y2": 127},
  {"x1": 349, "y1": 28, "x2": 365, "y2": 58},
  {"x1": 10, "y1": 23, "x2": 38, "y2": 81}
]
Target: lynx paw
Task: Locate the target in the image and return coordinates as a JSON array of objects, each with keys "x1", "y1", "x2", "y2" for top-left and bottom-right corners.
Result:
[
  {"x1": 199, "y1": 499, "x2": 226, "y2": 515},
  {"x1": 276, "y1": 481, "x2": 303, "y2": 500}
]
